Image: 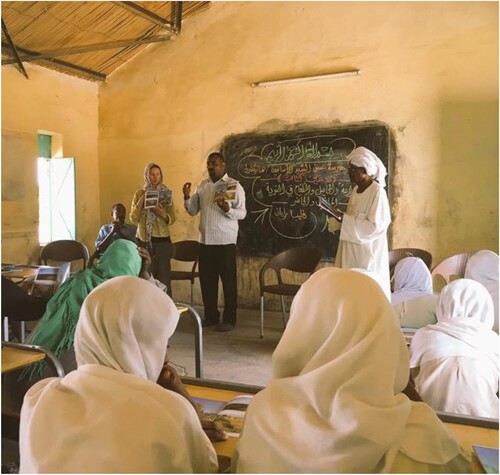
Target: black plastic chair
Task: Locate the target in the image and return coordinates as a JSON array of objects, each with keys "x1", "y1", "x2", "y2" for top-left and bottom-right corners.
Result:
[
  {"x1": 170, "y1": 240, "x2": 200, "y2": 305},
  {"x1": 39, "y1": 240, "x2": 90, "y2": 271},
  {"x1": 259, "y1": 246, "x2": 322, "y2": 338}
]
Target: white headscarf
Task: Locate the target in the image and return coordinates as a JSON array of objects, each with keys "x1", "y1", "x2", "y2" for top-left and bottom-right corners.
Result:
[
  {"x1": 234, "y1": 268, "x2": 463, "y2": 473},
  {"x1": 465, "y1": 249, "x2": 499, "y2": 331},
  {"x1": 410, "y1": 279, "x2": 499, "y2": 368},
  {"x1": 348, "y1": 146, "x2": 387, "y2": 188},
  {"x1": 392, "y1": 257, "x2": 433, "y2": 306},
  {"x1": 20, "y1": 276, "x2": 218, "y2": 473}
]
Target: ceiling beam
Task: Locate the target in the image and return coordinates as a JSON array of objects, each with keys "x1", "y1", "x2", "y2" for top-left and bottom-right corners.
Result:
[
  {"x1": 2, "y1": 43, "x2": 106, "y2": 81},
  {"x1": 2, "y1": 35, "x2": 171, "y2": 65},
  {"x1": 114, "y1": 2, "x2": 175, "y2": 30},
  {"x1": 1, "y1": 18, "x2": 29, "y2": 79},
  {"x1": 173, "y1": 1, "x2": 183, "y2": 33}
]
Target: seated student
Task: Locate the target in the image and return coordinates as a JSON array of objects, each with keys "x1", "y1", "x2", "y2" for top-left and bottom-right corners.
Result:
[
  {"x1": 233, "y1": 268, "x2": 470, "y2": 473},
  {"x1": 465, "y1": 249, "x2": 499, "y2": 332},
  {"x1": 23, "y1": 240, "x2": 152, "y2": 378},
  {"x1": 391, "y1": 257, "x2": 438, "y2": 328},
  {"x1": 410, "y1": 279, "x2": 499, "y2": 419},
  {"x1": 95, "y1": 203, "x2": 137, "y2": 252},
  {"x1": 19, "y1": 276, "x2": 219, "y2": 473}
]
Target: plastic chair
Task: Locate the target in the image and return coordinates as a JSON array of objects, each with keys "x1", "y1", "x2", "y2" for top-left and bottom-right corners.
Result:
[
  {"x1": 170, "y1": 240, "x2": 200, "y2": 305},
  {"x1": 259, "y1": 246, "x2": 322, "y2": 338},
  {"x1": 39, "y1": 240, "x2": 90, "y2": 271},
  {"x1": 389, "y1": 248, "x2": 433, "y2": 275},
  {"x1": 431, "y1": 251, "x2": 478, "y2": 289}
]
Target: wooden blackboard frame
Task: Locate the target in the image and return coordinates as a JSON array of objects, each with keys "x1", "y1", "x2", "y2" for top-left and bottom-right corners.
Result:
[{"x1": 222, "y1": 122, "x2": 392, "y2": 260}]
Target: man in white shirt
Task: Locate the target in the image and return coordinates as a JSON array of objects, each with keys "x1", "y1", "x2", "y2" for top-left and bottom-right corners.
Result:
[{"x1": 183, "y1": 152, "x2": 247, "y2": 332}]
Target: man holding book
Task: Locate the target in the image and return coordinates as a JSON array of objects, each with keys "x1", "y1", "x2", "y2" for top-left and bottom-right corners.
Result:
[
  {"x1": 183, "y1": 152, "x2": 247, "y2": 332},
  {"x1": 326, "y1": 146, "x2": 391, "y2": 298}
]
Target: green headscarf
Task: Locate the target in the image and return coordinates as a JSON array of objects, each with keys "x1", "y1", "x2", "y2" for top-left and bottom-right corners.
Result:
[{"x1": 25, "y1": 240, "x2": 141, "y2": 378}]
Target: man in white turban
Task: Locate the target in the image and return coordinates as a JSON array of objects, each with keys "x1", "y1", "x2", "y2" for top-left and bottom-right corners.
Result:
[{"x1": 328, "y1": 146, "x2": 391, "y2": 298}]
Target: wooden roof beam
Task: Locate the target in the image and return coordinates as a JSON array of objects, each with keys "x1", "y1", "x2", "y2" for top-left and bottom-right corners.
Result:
[
  {"x1": 1, "y1": 18, "x2": 28, "y2": 79},
  {"x1": 114, "y1": 2, "x2": 175, "y2": 30},
  {"x1": 2, "y1": 43, "x2": 106, "y2": 82},
  {"x1": 2, "y1": 35, "x2": 171, "y2": 65}
]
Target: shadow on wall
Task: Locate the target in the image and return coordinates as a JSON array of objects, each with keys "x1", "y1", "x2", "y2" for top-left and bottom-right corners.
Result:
[{"x1": 437, "y1": 100, "x2": 499, "y2": 258}]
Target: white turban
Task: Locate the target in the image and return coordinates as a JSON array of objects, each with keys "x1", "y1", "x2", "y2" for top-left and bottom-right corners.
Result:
[{"x1": 348, "y1": 146, "x2": 387, "y2": 188}]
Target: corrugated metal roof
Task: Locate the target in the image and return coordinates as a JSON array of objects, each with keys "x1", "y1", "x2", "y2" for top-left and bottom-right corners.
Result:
[{"x1": 1, "y1": 1, "x2": 210, "y2": 81}]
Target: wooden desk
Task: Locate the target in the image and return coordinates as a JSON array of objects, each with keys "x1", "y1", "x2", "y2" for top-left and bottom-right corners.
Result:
[
  {"x1": 2, "y1": 346, "x2": 45, "y2": 373},
  {"x1": 1, "y1": 265, "x2": 38, "y2": 283},
  {"x1": 185, "y1": 380, "x2": 499, "y2": 473}
]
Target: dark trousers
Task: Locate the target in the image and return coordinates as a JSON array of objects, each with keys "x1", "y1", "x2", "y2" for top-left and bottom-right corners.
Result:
[
  {"x1": 199, "y1": 244, "x2": 237, "y2": 325},
  {"x1": 140, "y1": 238, "x2": 172, "y2": 296}
]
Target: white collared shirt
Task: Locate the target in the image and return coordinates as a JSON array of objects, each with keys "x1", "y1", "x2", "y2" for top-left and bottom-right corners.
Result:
[{"x1": 184, "y1": 174, "x2": 246, "y2": 245}]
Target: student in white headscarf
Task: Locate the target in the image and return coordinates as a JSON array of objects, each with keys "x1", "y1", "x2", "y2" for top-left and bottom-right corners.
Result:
[
  {"x1": 19, "y1": 276, "x2": 219, "y2": 473},
  {"x1": 391, "y1": 257, "x2": 438, "y2": 328},
  {"x1": 328, "y1": 146, "x2": 391, "y2": 299},
  {"x1": 410, "y1": 279, "x2": 499, "y2": 419},
  {"x1": 233, "y1": 268, "x2": 470, "y2": 474},
  {"x1": 465, "y1": 249, "x2": 499, "y2": 332}
]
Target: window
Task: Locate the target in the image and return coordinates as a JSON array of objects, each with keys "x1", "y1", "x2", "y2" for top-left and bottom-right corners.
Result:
[{"x1": 37, "y1": 133, "x2": 76, "y2": 244}]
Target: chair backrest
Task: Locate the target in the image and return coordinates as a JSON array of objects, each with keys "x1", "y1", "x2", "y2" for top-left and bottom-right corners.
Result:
[
  {"x1": 172, "y1": 240, "x2": 199, "y2": 263},
  {"x1": 431, "y1": 251, "x2": 478, "y2": 284},
  {"x1": 259, "y1": 246, "x2": 322, "y2": 288},
  {"x1": 389, "y1": 248, "x2": 433, "y2": 274},
  {"x1": 39, "y1": 240, "x2": 90, "y2": 270}
]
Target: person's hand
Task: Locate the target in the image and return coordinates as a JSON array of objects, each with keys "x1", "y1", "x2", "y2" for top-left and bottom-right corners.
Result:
[
  {"x1": 215, "y1": 196, "x2": 230, "y2": 213},
  {"x1": 137, "y1": 246, "x2": 152, "y2": 279},
  {"x1": 182, "y1": 182, "x2": 191, "y2": 200},
  {"x1": 153, "y1": 203, "x2": 168, "y2": 221},
  {"x1": 201, "y1": 419, "x2": 228, "y2": 442}
]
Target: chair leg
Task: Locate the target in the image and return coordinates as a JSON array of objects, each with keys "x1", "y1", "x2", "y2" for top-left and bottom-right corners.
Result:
[
  {"x1": 280, "y1": 296, "x2": 287, "y2": 328},
  {"x1": 190, "y1": 282, "x2": 194, "y2": 306},
  {"x1": 3, "y1": 316, "x2": 9, "y2": 342},
  {"x1": 260, "y1": 296, "x2": 264, "y2": 339},
  {"x1": 20, "y1": 321, "x2": 26, "y2": 343}
]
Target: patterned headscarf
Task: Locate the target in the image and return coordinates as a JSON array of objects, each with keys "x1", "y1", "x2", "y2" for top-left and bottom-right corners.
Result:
[
  {"x1": 348, "y1": 146, "x2": 387, "y2": 188},
  {"x1": 143, "y1": 163, "x2": 169, "y2": 241}
]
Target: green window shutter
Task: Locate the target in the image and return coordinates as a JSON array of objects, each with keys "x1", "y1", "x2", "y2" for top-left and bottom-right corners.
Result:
[{"x1": 38, "y1": 134, "x2": 52, "y2": 158}]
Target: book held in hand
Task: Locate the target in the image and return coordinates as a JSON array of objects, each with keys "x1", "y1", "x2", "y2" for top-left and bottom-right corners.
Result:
[
  {"x1": 193, "y1": 394, "x2": 253, "y2": 437},
  {"x1": 317, "y1": 197, "x2": 339, "y2": 218},
  {"x1": 144, "y1": 189, "x2": 172, "y2": 209},
  {"x1": 214, "y1": 181, "x2": 238, "y2": 203}
]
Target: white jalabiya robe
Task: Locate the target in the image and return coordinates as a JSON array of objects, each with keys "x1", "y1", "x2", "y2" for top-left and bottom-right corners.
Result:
[
  {"x1": 234, "y1": 268, "x2": 470, "y2": 474},
  {"x1": 20, "y1": 276, "x2": 218, "y2": 474},
  {"x1": 410, "y1": 279, "x2": 499, "y2": 419},
  {"x1": 335, "y1": 181, "x2": 391, "y2": 299},
  {"x1": 465, "y1": 249, "x2": 499, "y2": 332}
]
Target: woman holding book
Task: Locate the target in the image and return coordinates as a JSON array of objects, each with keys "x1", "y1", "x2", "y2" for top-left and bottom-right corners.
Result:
[
  {"x1": 20, "y1": 276, "x2": 219, "y2": 473},
  {"x1": 130, "y1": 162, "x2": 176, "y2": 294},
  {"x1": 233, "y1": 268, "x2": 470, "y2": 473}
]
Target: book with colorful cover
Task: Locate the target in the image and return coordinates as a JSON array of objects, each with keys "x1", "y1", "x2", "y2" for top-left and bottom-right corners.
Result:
[
  {"x1": 214, "y1": 181, "x2": 238, "y2": 203},
  {"x1": 473, "y1": 445, "x2": 499, "y2": 474},
  {"x1": 193, "y1": 394, "x2": 253, "y2": 437},
  {"x1": 144, "y1": 189, "x2": 172, "y2": 209}
]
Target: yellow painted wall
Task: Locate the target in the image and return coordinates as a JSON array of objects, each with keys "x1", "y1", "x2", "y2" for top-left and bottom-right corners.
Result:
[
  {"x1": 98, "y1": 2, "x2": 498, "y2": 308},
  {"x1": 2, "y1": 64, "x2": 99, "y2": 264}
]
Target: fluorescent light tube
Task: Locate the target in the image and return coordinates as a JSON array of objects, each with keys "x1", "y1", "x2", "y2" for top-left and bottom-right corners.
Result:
[{"x1": 252, "y1": 70, "x2": 360, "y2": 88}]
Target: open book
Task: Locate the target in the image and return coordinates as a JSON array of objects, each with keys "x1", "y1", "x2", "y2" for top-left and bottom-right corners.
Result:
[
  {"x1": 144, "y1": 189, "x2": 173, "y2": 209},
  {"x1": 214, "y1": 181, "x2": 238, "y2": 203},
  {"x1": 193, "y1": 395, "x2": 253, "y2": 437},
  {"x1": 317, "y1": 197, "x2": 339, "y2": 218}
]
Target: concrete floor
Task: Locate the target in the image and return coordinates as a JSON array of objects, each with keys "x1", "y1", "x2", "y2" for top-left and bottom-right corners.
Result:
[{"x1": 168, "y1": 306, "x2": 287, "y2": 387}]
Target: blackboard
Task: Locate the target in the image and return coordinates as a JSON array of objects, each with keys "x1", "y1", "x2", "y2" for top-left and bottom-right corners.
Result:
[{"x1": 221, "y1": 123, "x2": 391, "y2": 260}]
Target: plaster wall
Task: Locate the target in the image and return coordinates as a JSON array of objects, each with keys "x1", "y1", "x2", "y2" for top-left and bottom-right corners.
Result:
[
  {"x1": 2, "y1": 64, "x2": 99, "y2": 264},
  {"x1": 99, "y1": 1, "x2": 498, "y2": 308}
]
